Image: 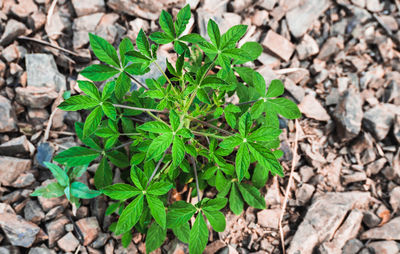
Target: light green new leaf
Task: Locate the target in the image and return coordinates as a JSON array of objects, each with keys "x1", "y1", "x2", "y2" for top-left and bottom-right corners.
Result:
[
  {"x1": 175, "y1": 4, "x2": 191, "y2": 37},
  {"x1": 102, "y1": 102, "x2": 117, "y2": 120},
  {"x1": 31, "y1": 182, "x2": 65, "y2": 198},
  {"x1": 54, "y1": 146, "x2": 100, "y2": 166},
  {"x1": 137, "y1": 121, "x2": 171, "y2": 134},
  {"x1": 146, "y1": 222, "x2": 166, "y2": 253},
  {"x1": 58, "y1": 95, "x2": 99, "y2": 111},
  {"x1": 147, "y1": 133, "x2": 173, "y2": 161},
  {"x1": 234, "y1": 41, "x2": 263, "y2": 64},
  {"x1": 101, "y1": 81, "x2": 116, "y2": 101},
  {"x1": 94, "y1": 157, "x2": 113, "y2": 189},
  {"x1": 203, "y1": 210, "x2": 226, "y2": 232},
  {"x1": 207, "y1": 19, "x2": 220, "y2": 48},
  {"x1": 147, "y1": 195, "x2": 166, "y2": 229},
  {"x1": 267, "y1": 98, "x2": 301, "y2": 119},
  {"x1": 44, "y1": 162, "x2": 69, "y2": 187},
  {"x1": 83, "y1": 106, "x2": 102, "y2": 137},
  {"x1": 115, "y1": 194, "x2": 144, "y2": 235},
  {"x1": 266, "y1": 79, "x2": 284, "y2": 98},
  {"x1": 77, "y1": 80, "x2": 100, "y2": 101},
  {"x1": 159, "y1": 10, "x2": 175, "y2": 38},
  {"x1": 172, "y1": 136, "x2": 185, "y2": 168},
  {"x1": 236, "y1": 144, "x2": 250, "y2": 182},
  {"x1": 189, "y1": 214, "x2": 208, "y2": 254},
  {"x1": 89, "y1": 33, "x2": 120, "y2": 68},
  {"x1": 70, "y1": 182, "x2": 100, "y2": 199},
  {"x1": 80, "y1": 64, "x2": 120, "y2": 81},
  {"x1": 102, "y1": 183, "x2": 141, "y2": 200},
  {"x1": 238, "y1": 183, "x2": 266, "y2": 209},
  {"x1": 137, "y1": 29, "x2": 151, "y2": 58}
]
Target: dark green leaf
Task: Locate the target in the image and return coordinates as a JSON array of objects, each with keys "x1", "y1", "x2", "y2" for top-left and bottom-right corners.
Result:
[
  {"x1": 147, "y1": 181, "x2": 173, "y2": 196},
  {"x1": 202, "y1": 197, "x2": 227, "y2": 211},
  {"x1": 252, "y1": 164, "x2": 269, "y2": 189},
  {"x1": 137, "y1": 121, "x2": 171, "y2": 134},
  {"x1": 238, "y1": 183, "x2": 266, "y2": 209},
  {"x1": 172, "y1": 222, "x2": 190, "y2": 243},
  {"x1": 77, "y1": 80, "x2": 100, "y2": 101},
  {"x1": 203, "y1": 210, "x2": 225, "y2": 232},
  {"x1": 266, "y1": 79, "x2": 284, "y2": 98},
  {"x1": 119, "y1": 38, "x2": 134, "y2": 67},
  {"x1": 83, "y1": 106, "x2": 102, "y2": 137},
  {"x1": 130, "y1": 165, "x2": 148, "y2": 190},
  {"x1": 239, "y1": 112, "x2": 251, "y2": 137},
  {"x1": 159, "y1": 10, "x2": 175, "y2": 38},
  {"x1": 266, "y1": 98, "x2": 301, "y2": 119},
  {"x1": 166, "y1": 201, "x2": 196, "y2": 228},
  {"x1": 229, "y1": 183, "x2": 244, "y2": 215},
  {"x1": 149, "y1": 32, "x2": 174, "y2": 44},
  {"x1": 236, "y1": 143, "x2": 250, "y2": 182},
  {"x1": 146, "y1": 222, "x2": 166, "y2": 253},
  {"x1": 248, "y1": 127, "x2": 282, "y2": 142},
  {"x1": 106, "y1": 150, "x2": 130, "y2": 168},
  {"x1": 136, "y1": 29, "x2": 151, "y2": 58},
  {"x1": 102, "y1": 102, "x2": 117, "y2": 120},
  {"x1": 94, "y1": 157, "x2": 113, "y2": 189},
  {"x1": 115, "y1": 194, "x2": 144, "y2": 235},
  {"x1": 54, "y1": 147, "x2": 100, "y2": 166},
  {"x1": 115, "y1": 72, "x2": 131, "y2": 101},
  {"x1": 147, "y1": 195, "x2": 166, "y2": 228},
  {"x1": 121, "y1": 231, "x2": 132, "y2": 248},
  {"x1": 172, "y1": 136, "x2": 185, "y2": 168},
  {"x1": 80, "y1": 64, "x2": 119, "y2": 82},
  {"x1": 207, "y1": 19, "x2": 220, "y2": 48},
  {"x1": 89, "y1": 33, "x2": 120, "y2": 68},
  {"x1": 147, "y1": 132, "x2": 173, "y2": 161},
  {"x1": 175, "y1": 4, "x2": 191, "y2": 36}
]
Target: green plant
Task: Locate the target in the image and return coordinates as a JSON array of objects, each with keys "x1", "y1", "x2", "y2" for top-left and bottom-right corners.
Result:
[{"x1": 32, "y1": 4, "x2": 301, "y2": 253}]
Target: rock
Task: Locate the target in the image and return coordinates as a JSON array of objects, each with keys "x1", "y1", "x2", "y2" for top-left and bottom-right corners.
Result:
[
  {"x1": 295, "y1": 183, "x2": 315, "y2": 205},
  {"x1": 28, "y1": 108, "x2": 49, "y2": 123},
  {"x1": 334, "y1": 89, "x2": 363, "y2": 141},
  {"x1": 2, "y1": 43, "x2": 20, "y2": 63},
  {"x1": 26, "y1": 54, "x2": 66, "y2": 92},
  {"x1": 262, "y1": 30, "x2": 294, "y2": 62},
  {"x1": 204, "y1": 240, "x2": 226, "y2": 254},
  {"x1": 366, "y1": 158, "x2": 387, "y2": 176},
  {"x1": 44, "y1": 206, "x2": 65, "y2": 221},
  {"x1": 28, "y1": 247, "x2": 55, "y2": 254},
  {"x1": 72, "y1": 12, "x2": 104, "y2": 49},
  {"x1": 106, "y1": 0, "x2": 161, "y2": 20},
  {"x1": 251, "y1": 9, "x2": 269, "y2": 27},
  {"x1": 45, "y1": 216, "x2": 69, "y2": 246},
  {"x1": 0, "y1": 203, "x2": 15, "y2": 214},
  {"x1": 363, "y1": 210, "x2": 381, "y2": 228},
  {"x1": 257, "y1": 208, "x2": 280, "y2": 229},
  {"x1": 257, "y1": 0, "x2": 277, "y2": 10},
  {"x1": 342, "y1": 239, "x2": 364, "y2": 254},
  {"x1": 0, "y1": 19, "x2": 27, "y2": 46},
  {"x1": 0, "y1": 95, "x2": 17, "y2": 133},
  {"x1": 27, "y1": 11, "x2": 46, "y2": 31},
  {"x1": 76, "y1": 217, "x2": 100, "y2": 246},
  {"x1": 361, "y1": 216, "x2": 400, "y2": 240},
  {"x1": 342, "y1": 171, "x2": 367, "y2": 185},
  {"x1": 351, "y1": 0, "x2": 365, "y2": 8},
  {"x1": 299, "y1": 94, "x2": 330, "y2": 121},
  {"x1": 91, "y1": 233, "x2": 109, "y2": 248},
  {"x1": 366, "y1": 0, "x2": 383, "y2": 12},
  {"x1": 35, "y1": 142, "x2": 54, "y2": 167},
  {"x1": 95, "y1": 13, "x2": 121, "y2": 45},
  {"x1": 0, "y1": 246, "x2": 21, "y2": 254},
  {"x1": 168, "y1": 239, "x2": 189, "y2": 254},
  {"x1": 44, "y1": 8, "x2": 70, "y2": 40},
  {"x1": 71, "y1": 0, "x2": 105, "y2": 17},
  {"x1": 0, "y1": 156, "x2": 31, "y2": 186},
  {"x1": 367, "y1": 241, "x2": 400, "y2": 254},
  {"x1": 24, "y1": 200, "x2": 44, "y2": 224},
  {"x1": 0, "y1": 136, "x2": 34, "y2": 156},
  {"x1": 10, "y1": 0, "x2": 38, "y2": 18},
  {"x1": 286, "y1": 0, "x2": 331, "y2": 38},
  {"x1": 394, "y1": 115, "x2": 400, "y2": 143},
  {"x1": 232, "y1": 0, "x2": 252, "y2": 12},
  {"x1": 0, "y1": 212, "x2": 41, "y2": 248},
  {"x1": 57, "y1": 232, "x2": 80, "y2": 252},
  {"x1": 363, "y1": 104, "x2": 396, "y2": 140},
  {"x1": 16, "y1": 86, "x2": 58, "y2": 109},
  {"x1": 319, "y1": 209, "x2": 363, "y2": 253},
  {"x1": 284, "y1": 78, "x2": 305, "y2": 103},
  {"x1": 287, "y1": 192, "x2": 370, "y2": 254},
  {"x1": 317, "y1": 37, "x2": 344, "y2": 61},
  {"x1": 296, "y1": 34, "x2": 319, "y2": 60},
  {"x1": 390, "y1": 187, "x2": 400, "y2": 212}
]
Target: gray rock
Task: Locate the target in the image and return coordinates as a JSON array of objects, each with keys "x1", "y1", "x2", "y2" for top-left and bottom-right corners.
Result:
[
  {"x1": 366, "y1": 0, "x2": 383, "y2": 12},
  {"x1": 295, "y1": 183, "x2": 315, "y2": 205},
  {"x1": 394, "y1": 115, "x2": 400, "y2": 143},
  {"x1": 334, "y1": 89, "x2": 363, "y2": 142},
  {"x1": 342, "y1": 239, "x2": 364, "y2": 254},
  {"x1": 384, "y1": 80, "x2": 399, "y2": 104},
  {"x1": 11, "y1": 173, "x2": 35, "y2": 188},
  {"x1": 57, "y1": 232, "x2": 79, "y2": 252},
  {"x1": 0, "y1": 136, "x2": 34, "y2": 156},
  {"x1": 106, "y1": 0, "x2": 161, "y2": 20},
  {"x1": 0, "y1": 19, "x2": 26, "y2": 46},
  {"x1": 0, "y1": 156, "x2": 31, "y2": 186},
  {"x1": 390, "y1": 186, "x2": 400, "y2": 212},
  {"x1": 24, "y1": 200, "x2": 45, "y2": 224},
  {"x1": 363, "y1": 104, "x2": 397, "y2": 140},
  {"x1": 361, "y1": 216, "x2": 400, "y2": 240},
  {"x1": 287, "y1": 192, "x2": 370, "y2": 254},
  {"x1": 286, "y1": 0, "x2": 331, "y2": 38},
  {"x1": 46, "y1": 216, "x2": 69, "y2": 246},
  {"x1": 72, "y1": 12, "x2": 104, "y2": 49},
  {"x1": 362, "y1": 210, "x2": 381, "y2": 228},
  {"x1": 26, "y1": 54, "x2": 66, "y2": 92},
  {"x1": 317, "y1": 37, "x2": 344, "y2": 61},
  {"x1": 28, "y1": 247, "x2": 56, "y2": 254},
  {"x1": 71, "y1": 0, "x2": 105, "y2": 17},
  {"x1": 0, "y1": 96, "x2": 17, "y2": 133},
  {"x1": 0, "y1": 213, "x2": 40, "y2": 248},
  {"x1": 299, "y1": 94, "x2": 330, "y2": 121},
  {"x1": 0, "y1": 246, "x2": 20, "y2": 254},
  {"x1": 257, "y1": 209, "x2": 280, "y2": 229},
  {"x1": 16, "y1": 86, "x2": 58, "y2": 109},
  {"x1": 91, "y1": 233, "x2": 109, "y2": 248},
  {"x1": 367, "y1": 241, "x2": 400, "y2": 254}
]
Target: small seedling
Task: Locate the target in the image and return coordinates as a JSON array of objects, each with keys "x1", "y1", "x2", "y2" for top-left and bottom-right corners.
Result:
[{"x1": 32, "y1": 4, "x2": 301, "y2": 253}]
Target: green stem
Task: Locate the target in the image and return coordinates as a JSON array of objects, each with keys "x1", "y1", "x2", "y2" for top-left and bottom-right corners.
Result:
[
  {"x1": 119, "y1": 133, "x2": 142, "y2": 136},
  {"x1": 188, "y1": 116, "x2": 233, "y2": 136},
  {"x1": 124, "y1": 71, "x2": 149, "y2": 90},
  {"x1": 113, "y1": 104, "x2": 165, "y2": 113},
  {"x1": 192, "y1": 130, "x2": 228, "y2": 140},
  {"x1": 154, "y1": 61, "x2": 179, "y2": 96}
]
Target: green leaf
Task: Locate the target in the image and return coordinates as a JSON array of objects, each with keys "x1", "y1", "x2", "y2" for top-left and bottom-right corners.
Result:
[
  {"x1": 121, "y1": 231, "x2": 132, "y2": 248},
  {"x1": 266, "y1": 80, "x2": 284, "y2": 98},
  {"x1": 252, "y1": 164, "x2": 269, "y2": 189},
  {"x1": 115, "y1": 194, "x2": 144, "y2": 235},
  {"x1": 219, "y1": 135, "x2": 242, "y2": 150},
  {"x1": 248, "y1": 127, "x2": 282, "y2": 142},
  {"x1": 236, "y1": 144, "x2": 250, "y2": 182},
  {"x1": 201, "y1": 76, "x2": 229, "y2": 89},
  {"x1": 101, "y1": 81, "x2": 116, "y2": 101},
  {"x1": 169, "y1": 110, "x2": 180, "y2": 132},
  {"x1": 222, "y1": 48, "x2": 250, "y2": 61},
  {"x1": 203, "y1": 210, "x2": 225, "y2": 232},
  {"x1": 80, "y1": 64, "x2": 119, "y2": 82},
  {"x1": 149, "y1": 32, "x2": 174, "y2": 44},
  {"x1": 176, "y1": 128, "x2": 193, "y2": 138},
  {"x1": 221, "y1": 24, "x2": 247, "y2": 49},
  {"x1": 189, "y1": 214, "x2": 208, "y2": 254},
  {"x1": 137, "y1": 121, "x2": 171, "y2": 134},
  {"x1": 54, "y1": 146, "x2": 100, "y2": 166},
  {"x1": 30, "y1": 182, "x2": 65, "y2": 198},
  {"x1": 94, "y1": 157, "x2": 113, "y2": 189},
  {"x1": 115, "y1": 72, "x2": 131, "y2": 101},
  {"x1": 130, "y1": 166, "x2": 148, "y2": 190},
  {"x1": 147, "y1": 132, "x2": 173, "y2": 161},
  {"x1": 207, "y1": 19, "x2": 220, "y2": 48},
  {"x1": 166, "y1": 201, "x2": 196, "y2": 228},
  {"x1": 101, "y1": 102, "x2": 117, "y2": 120},
  {"x1": 159, "y1": 10, "x2": 175, "y2": 38},
  {"x1": 147, "y1": 182, "x2": 173, "y2": 196},
  {"x1": 83, "y1": 106, "x2": 102, "y2": 137},
  {"x1": 58, "y1": 95, "x2": 99, "y2": 111},
  {"x1": 70, "y1": 182, "x2": 100, "y2": 199},
  {"x1": 125, "y1": 50, "x2": 151, "y2": 63},
  {"x1": 196, "y1": 88, "x2": 211, "y2": 104},
  {"x1": 253, "y1": 71, "x2": 266, "y2": 97},
  {"x1": 250, "y1": 99, "x2": 264, "y2": 119},
  {"x1": 248, "y1": 142, "x2": 283, "y2": 177},
  {"x1": 43, "y1": 162, "x2": 69, "y2": 187},
  {"x1": 172, "y1": 136, "x2": 185, "y2": 168},
  {"x1": 175, "y1": 4, "x2": 191, "y2": 36},
  {"x1": 119, "y1": 38, "x2": 134, "y2": 67},
  {"x1": 106, "y1": 150, "x2": 130, "y2": 168},
  {"x1": 89, "y1": 33, "x2": 120, "y2": 68},
  {"x1": 229, "y1": 183, "x2": 244, "y2": 215},
  {"x1": 235, "y1": 41, "x2": 262, "y2": 64},
  {"x1": 103, "y1": 183, "x2": 141, "y2": 200},
  {"x1": 147, "y1": 195, "x2": 166, "y2": 229},
  {"x1": 69, "y1": 165, "x2": 88, "y2": 179},
  {"x1": 202, "y1": 197, "x2": 227, "y2": 211},
  {"x1": 267, "y1": 98, "x2": 301, "y2": 119},
  {"x1": 106, "y1": 202, "x2": 122, "y2": 216},
  {"x1": 137, "y1": 29, "x2": 151, "y2": 58},
  {"x1": 77, "y1": 80, "x2": 100, "y2": 101},
  {"x1": 146, "y1": 222, "x2": 166, "y2": 253},
  {"x1": 238, "y1": 183, "x2": 266, "y2": 209},
  {"x1": 239, "y1": 112, "x2": 251, "y2": 137},
  {"x1": 172, "y1": 222, "x2": 190, "y2": 243}
]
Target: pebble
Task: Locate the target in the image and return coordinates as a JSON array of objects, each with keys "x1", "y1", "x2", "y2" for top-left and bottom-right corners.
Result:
[
  {"x1": 362, "y1": 210, "x2": 381, "y2": 228},
  {"x1": 295, "y1": 183, "x2": 315, "y2": 205},
  {"x1": 257, "y1": 209, "x2": 281, "y2": 229},
  {"x1": 299, "y1": 94, "x2": 331, "y2": 121},
  {"x1": 0, "y1": 135, "x2": 35, "y2": 156},
  {"x1": 76, "y1": 217, "x2": 100, "y2": 246},
  {"x1": 363, "y1": 104, "x2": 396, "y2": 140},
  {"x1": 15, "y1": 86, "x2": 58, "y2": 109},
  {"x1": 45, "y1": 216, "x2": 69, "y2": 246},
  {"x1": 71, "y1": 0, "x2": 105, "y2": 17},
  {"x1": 0, "y1": 19, "x2": 27, "y2": 46},
  {"x1": 0, "y1": 95, "x2": 17, "y2": 133},
  {"x1": 262, "y1": 30, "x2": 294, "y2": 62},
  {"x1": 342, "y1": 239, "x2": 364, "y2": 254},
  {"x1": 24, "y1": 200, "x2": 45, "y2": 224},
  {"x1": 0, "y1": 156, "x2": 31, "y2": 186},
  {"x1": 57, "y1": 232, "x2": 80, "y2": 252},
  {"x1": 367, "y1": 241, "x2": 400, "y2": 254},
  {"x1": 361, "y1": 216, "x2": 400, "y2": 240},
  {"x1": 296, "y1": 34, "x2": 319, "y2": 60}
]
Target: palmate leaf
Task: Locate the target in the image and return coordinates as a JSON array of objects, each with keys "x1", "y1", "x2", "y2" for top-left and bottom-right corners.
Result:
[
  {"x1": 77, "y1": 80, "x2": 101, "y2": 101},
  {"x1": 248, "y1": 142, "x2": 283, "y2": 177},
  {"x1": 236, "y1": 144, "x2": 250, "y2": 182},
  {"x1": 54, "y1": 146, "x2": 100, "y2": 166},
  {"x1": 207, "y1": 19, "x2": 221, "y2": 48},
  {"x1": 94, "y1": 157, "x2": 113, "y2": 189},
  {"x1": 267, "y1": 98, "x2": 302, "y2": 119},
  {"x1": 119, "y1": 38, "x2": 134, "y2": 67},
  {"x1": 89, "y1": 33, "x2": 120, "y2": 68},
  {"x1": 102, "y1": 183, "x2": 141, "y2": 200},
  {"x1": 159, "y1": 10, "x2": 175, "y2": 38},
  {"x1": 146, "y1": 132, "x2": 173, "y2": 160},
  {"x1": 238, "y1": 183, "x2": 265, "y2": 209},
  {"x1": 220, "y1": 24, "x2": 247, "y2": 49},
  {"x1": 166, "y1": 201, "x2": 196, "y2": 228},
  {"x1": 83, "y1": 106, "x2": 102, "y2": 137},
  {"x1": 172, "y1": 136, "x2": 185, "y2": 168},
  {"x1": 229, "y1": 183, "x2": 244, "y2": 215},
  {"x1": 203, "y1": 210, "x2": 225, "y2": 232},
  {"x1": 136, "y1": 29, "x2": 151, "y2": 58}
]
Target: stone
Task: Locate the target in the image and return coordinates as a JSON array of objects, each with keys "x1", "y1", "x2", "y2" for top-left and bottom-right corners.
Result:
[
  {"x1": 0, "y1": 212, "x2": 41, "y2": 248},
  {"x1": 286, "y1": 0, "x2": 331, "y2": 38},
  {"x1": 0, "y1": 156, "x2": 31, "y2": 186},
  {"x1": 71, "y1": 0, "x2": 105, "y2": 16},
  {"x1": 251, "y1": 9, "x2": 269, "y2": 27},
  {"x1": 204, "y1": 240, "x2": 226, "y2": 254},
  {"x1": 28, "y1": 108, "x2": 49, "y2": 123},
  {"x1": 44, "y1": 206, "x2": 65, "y2": 221},
  {"x1": 287, "y1": 192, "x2": 370, "y2": 254},
  {"x1": 27, "y1": 11, "x2": 46, "y2": 31},
  {"x1": 333, "y1": 89, "x2": 363, "y2": 141},
  {"x1": 72, "y1": 12, "x2": 104, "y2": 49},
  {"x1": 28, "y1": 247, "x2": 55, "y2": 254},
  {"x1": 262, "y1": 30, "x2": 294, "y2": 62},
  {"x1": 299, "y1": 94, "x2": 330, "y2": 121},
  {"x1": 342, "y1": 171, "x2": 367, "y2": 185},
  {"x1": 26, "y1": 54, "x2": 66, "y2": 92},
  {"x1": 76, "y1": 217, "x2": 100, "y2": 246},
  {"x1": 36, "y1": 142, "x2": 54, "y2": 168},
  {"x1": 395, "y1": 115, "x2": 400, "y2": 143},
  {"x1": 366, "y1": 158, "x2": 387, "y2": 176},
  {"x1": 0, "y1": 95, "x2": 17, "y2": 132},
  {"x1": 257, "y1": 0, "x2": 277, "y2": 10},
  {"x1": 106, "y1": 0, "x2": 161, "y2": 20},
  {"x1": 37, "y1": 180, "x2": 69, "y2": 212},
  {"x1": 24, "y1": 200, "x2": 44, "y2": 224},
  {"x1": 361, "y1": 216, "x2": 400, "y2": 240},
  {"x1": 91, "y1": 233, "x2": 109, "y2": 248},
  {"x1": 57, "y1": 232, "x2": 80, "y2": 252},
  {"x1": 351, "y1": 0, "x2": 365, "y2": 8},
  {"x1": 379, "y1": 15, "x2": 398, "y2": 31},
  {"x1": 10, "y1": 0, "x2": 37, "y2": 18},
  {"x1": 284, "y1": 78, "x2": 305, "y2": 103},
  {"x1": 45, "y1": 216, "x2": 69, "y2": 246},
  {"x1": 295, "y1": 183, "x2": 315, "y2": 205},
  {"x1": 257, "y1": 208, "x2": 280, "y2": 229},
  {"x1": 366, "y1": 0, "x2": 383, "y2": 12},
  {"x1": 16, "y1": 86, "x2": 58, "y2": 109},
  {"x1": 0, "y1": 136, "x2": 34, "y2": 156},
  {"x1": 363, "y1": 104, "x2": 396, "y2": 140},
  {"x1": 45, "y1": 9, "x2": 70, "y2": 40},
  {"x1": 317, "y1": 37, "x2": 344, "y2": 61},
  {"x1": 342, "y1": 239, "x2": 364, "y2": 254},
  {"x1": 296, "y1": 34, "x2": 319, "y2": 60},
  {"x1": 0, "y1": 19, "x2": 27, "y2": 46},
  {"x1": 367, "y1": 241, "x2": 400, "y2": 254},
  {"x1": 390, "y1": 187, "x2": 400, "y2": 212},
  {"x1": 168, "y1": 239, "x2": 189, "y2": 254},
  {"x1": 363, "y1": 210, "x2": 381, "y2": 228},
  {"x1": 0, "y1": 203, "x2": 15, "y2": 214},
  {"x1": 2, "y1": 43, "x2": 20, "y2": 62},
  {"x1": 95, "y1": 13, "x2": 121, "y2": 44}
]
